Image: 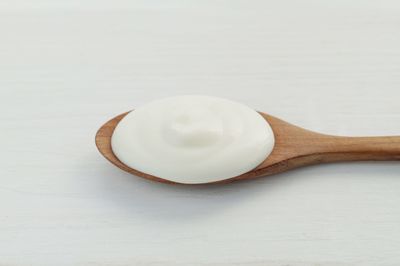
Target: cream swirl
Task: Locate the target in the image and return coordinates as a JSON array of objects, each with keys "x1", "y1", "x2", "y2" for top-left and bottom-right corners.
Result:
[{"x1": 111, "y1": 95, "x2": 275, "y2": 184}]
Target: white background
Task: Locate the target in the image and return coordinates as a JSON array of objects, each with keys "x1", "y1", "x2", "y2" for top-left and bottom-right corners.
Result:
[{"x1": 1, "y1": 0, "x2": 400, "y2": 265}]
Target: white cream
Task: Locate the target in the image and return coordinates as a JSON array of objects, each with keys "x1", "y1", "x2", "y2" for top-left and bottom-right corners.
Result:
[{"x1": 111, "y1": 95, "x2": 275, "y2": 184}]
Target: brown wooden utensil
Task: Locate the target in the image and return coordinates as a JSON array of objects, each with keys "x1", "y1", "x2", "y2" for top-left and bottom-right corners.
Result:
[{"x1": 96, "y1": 111, "x2": 400, "y2": 184}]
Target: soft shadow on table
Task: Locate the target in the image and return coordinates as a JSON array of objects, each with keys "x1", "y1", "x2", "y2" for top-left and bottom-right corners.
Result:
[
  {"x1": 91, "y1": 159, "x2": 292, "y2": 221},
  {"x1": 91, "y1": 153, "x2": 399, "y2": 222}
]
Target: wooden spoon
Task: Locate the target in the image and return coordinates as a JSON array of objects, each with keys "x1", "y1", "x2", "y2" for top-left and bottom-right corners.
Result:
[{"x1": 96, "y1": 111, "x2": 400, "y2": 184}]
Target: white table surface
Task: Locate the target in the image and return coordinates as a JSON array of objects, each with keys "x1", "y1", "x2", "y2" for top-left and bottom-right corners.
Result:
[{"x1": 1, "y1": 1, "x2": 400, "y2": 265}]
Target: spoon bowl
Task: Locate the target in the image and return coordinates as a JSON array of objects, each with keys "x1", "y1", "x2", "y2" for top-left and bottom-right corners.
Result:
[{"x1": 96, "y1": 111, "x2": 400, "y2": 184}]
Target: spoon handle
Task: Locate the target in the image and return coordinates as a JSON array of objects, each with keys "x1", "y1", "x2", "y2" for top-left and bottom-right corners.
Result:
[{"x1": 317, "y1": 136, "x2": 400, "y2": 162}]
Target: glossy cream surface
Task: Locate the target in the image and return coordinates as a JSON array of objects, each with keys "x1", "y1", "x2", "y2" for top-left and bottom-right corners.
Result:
[{"x1": 111, "y1": 95, "x2": 275, "y2": 184}]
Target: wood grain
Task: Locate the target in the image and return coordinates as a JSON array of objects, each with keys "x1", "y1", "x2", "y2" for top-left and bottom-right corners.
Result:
[{"x1": 96, "y1": 111, "x2": 400, "y2": 184}]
